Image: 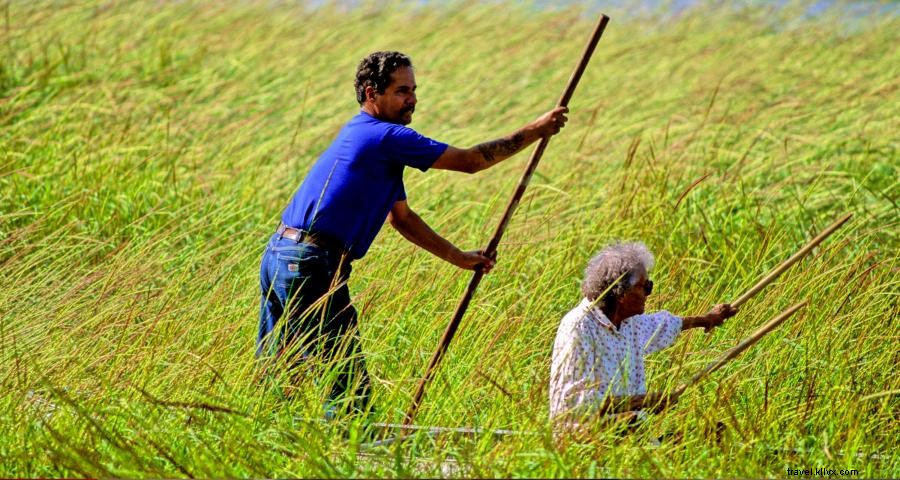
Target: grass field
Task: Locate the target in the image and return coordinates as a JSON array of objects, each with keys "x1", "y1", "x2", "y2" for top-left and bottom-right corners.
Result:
[{"x1": 1, "y1": 0, "x2": 897, "y2": 477}]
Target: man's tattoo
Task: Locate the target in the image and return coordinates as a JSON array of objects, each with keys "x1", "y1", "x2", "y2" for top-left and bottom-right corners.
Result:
[{"x1": 476, "y1": 132, "x2": 525, "y2": 164}]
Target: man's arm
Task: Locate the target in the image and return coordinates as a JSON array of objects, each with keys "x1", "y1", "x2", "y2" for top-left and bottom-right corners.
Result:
[
  {"x1": 681, "y1": 304, "x2": 739, "y2": 331},
  {"x1": 388, "y1": 199, "x2": 495, "y2": 272},
  {"x1": 431, "y1": 107, "x2": 568, "y2": 174}
]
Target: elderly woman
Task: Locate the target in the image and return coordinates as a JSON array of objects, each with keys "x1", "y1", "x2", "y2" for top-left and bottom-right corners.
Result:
[{"x1": 549, "y1": 241, "x2": 737, "y2": 425}]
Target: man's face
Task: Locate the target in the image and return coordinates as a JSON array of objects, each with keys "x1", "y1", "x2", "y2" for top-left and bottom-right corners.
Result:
[{"x1": 368, "y1": 67, "x2": 417, "y2": 125}]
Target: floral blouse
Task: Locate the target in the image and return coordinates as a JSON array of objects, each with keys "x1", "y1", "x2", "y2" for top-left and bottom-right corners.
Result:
[{"x1": 549, "y1": 298, "x2": 682, "y2": 420}]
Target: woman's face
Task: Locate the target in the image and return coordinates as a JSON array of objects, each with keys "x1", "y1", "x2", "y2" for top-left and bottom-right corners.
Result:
[{"x1": 616, "y1": 270, "x2": 652, "y2": 319}]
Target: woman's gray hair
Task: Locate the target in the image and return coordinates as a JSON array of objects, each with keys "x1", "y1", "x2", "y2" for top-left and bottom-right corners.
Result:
[{"x1": 581, "y1": 241, "x2": 655, "y2": 304}]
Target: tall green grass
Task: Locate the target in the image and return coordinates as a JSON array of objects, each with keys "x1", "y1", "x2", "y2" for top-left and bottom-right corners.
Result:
[{"x1": 1, "y1": 0, "x2": 897, "y2": 477}]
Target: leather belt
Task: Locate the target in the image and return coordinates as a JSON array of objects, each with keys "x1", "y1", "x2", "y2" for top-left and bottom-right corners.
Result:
[{"x1": 276, "y1": 223, "x2": 348, "y2": 256}]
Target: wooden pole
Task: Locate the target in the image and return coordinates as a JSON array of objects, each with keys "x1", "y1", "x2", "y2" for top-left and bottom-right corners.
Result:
[
  {"x1": 404, "y1": 14, "x2": 612, "y2": 426},
  {"x1": 731, "y1": 213, "x2": 852, "y2": 308},
  {"x1": 671, "y1": 300, "x2": 807, "y2": 400}
]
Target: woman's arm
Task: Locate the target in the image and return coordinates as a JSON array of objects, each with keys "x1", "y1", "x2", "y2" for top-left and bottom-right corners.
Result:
[{"x1": 681, "y1": 304, "x2": 739, "y2": 331}]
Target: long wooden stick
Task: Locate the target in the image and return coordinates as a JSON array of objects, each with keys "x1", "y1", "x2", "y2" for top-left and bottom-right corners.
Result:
[
  {"x1": 731, "y1": 213, "x2": 851, "y2": 308},
  {"x1": 663, "y1": 213, "x2": 846, "y2": 401},
  {"x1": 404, "y1": 14, "x2": 611, "y2": 426},
  {"x1": 671, "y1": 300, "x2": 807, "y2": 400}
]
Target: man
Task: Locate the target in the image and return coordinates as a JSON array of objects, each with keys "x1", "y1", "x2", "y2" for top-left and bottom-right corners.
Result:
[
  {"x1": 259, "y1": 51, "x2": 568, "y2": 416},
  {"x1": 549, "y1": 241, "x2": 738, "y2": 427}
]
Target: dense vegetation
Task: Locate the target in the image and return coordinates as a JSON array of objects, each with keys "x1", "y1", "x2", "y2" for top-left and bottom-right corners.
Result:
[{"x1": 1, "y1": 1, "x2": 897, "y2": 477}]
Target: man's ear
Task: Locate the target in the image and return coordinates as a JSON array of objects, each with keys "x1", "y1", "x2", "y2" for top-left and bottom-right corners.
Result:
[{"x1": 365, "y1": 85, "x2": 377, "y2": 102}]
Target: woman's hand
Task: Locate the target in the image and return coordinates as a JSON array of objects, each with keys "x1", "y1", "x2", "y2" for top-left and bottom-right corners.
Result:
[
  {"x1": 641, "y1": 392, "x2": 677, "y2": 413},
  {"x1": 704, "y1": 303, "x2": 738, "y2": 331}
]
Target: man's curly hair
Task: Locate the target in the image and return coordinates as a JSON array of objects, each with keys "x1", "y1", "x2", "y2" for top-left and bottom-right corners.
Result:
[
  {"x1": 354, "y1": 51, "x2": 413, "y2": 104},
  {"x1": 581, "y1": 242, "x2": 655, "y2": 308}
]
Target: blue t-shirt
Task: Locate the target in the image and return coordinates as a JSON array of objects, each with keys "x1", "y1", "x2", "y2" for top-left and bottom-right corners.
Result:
[{"x1": 281, "y1": 111, "x2": 448, "y2": 259}]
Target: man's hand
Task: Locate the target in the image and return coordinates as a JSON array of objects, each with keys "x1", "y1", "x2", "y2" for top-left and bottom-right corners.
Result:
[
  {"x1": 390, "y1": 200, "x2": 496, "y2": 272},
  {"x1": 529, "y1": 106, "x2": 569, "y2": 138},
  {"x1": 451, "y1": 249, "x2": 495, "y2": 273},
  {"x1": 704, "y1": 303, "x2": 738, "y2": 330}
]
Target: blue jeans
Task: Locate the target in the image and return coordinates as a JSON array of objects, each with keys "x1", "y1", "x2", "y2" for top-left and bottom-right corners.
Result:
[{"x1": 257, "y1": 233, "x2": 371, "y2": 414}]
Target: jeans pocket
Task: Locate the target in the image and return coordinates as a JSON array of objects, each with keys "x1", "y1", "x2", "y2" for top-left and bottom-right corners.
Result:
[{"x1": 274, "y1": 249, "x2": 329, "y2": 289}]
